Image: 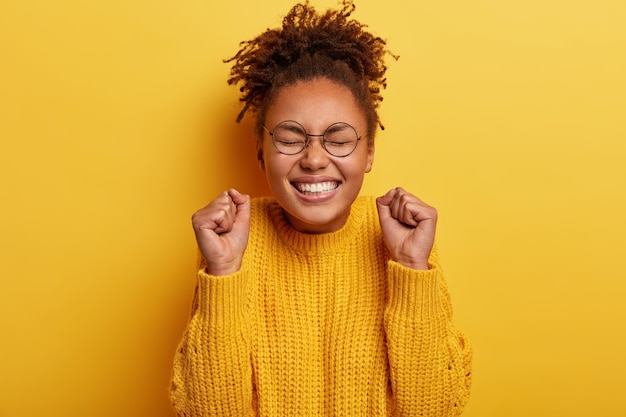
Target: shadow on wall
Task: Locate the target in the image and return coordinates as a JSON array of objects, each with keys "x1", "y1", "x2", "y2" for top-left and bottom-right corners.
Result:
[{"x1": 215, "y1": 109, "x2": 272, "y2": 198}]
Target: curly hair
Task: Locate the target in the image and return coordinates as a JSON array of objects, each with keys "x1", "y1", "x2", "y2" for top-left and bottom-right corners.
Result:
[{"x1": 224, "y1": 0, "x2": 396, "y2": 147}]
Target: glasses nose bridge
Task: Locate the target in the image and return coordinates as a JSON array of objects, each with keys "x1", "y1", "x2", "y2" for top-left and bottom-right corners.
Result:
[{"x1": 303, "y1": 132, "x2": 326, "y2": 150}]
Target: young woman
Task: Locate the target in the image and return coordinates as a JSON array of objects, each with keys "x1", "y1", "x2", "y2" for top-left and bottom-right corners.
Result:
[{"x1": 170, "y1": 2, "x2": 472, "y2": 415}]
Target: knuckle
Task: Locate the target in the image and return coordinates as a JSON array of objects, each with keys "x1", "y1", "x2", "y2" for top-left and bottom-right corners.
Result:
[
  {"x1": 399, "y1": 193, "x2": 412, "y2": 203},
  {"x1": 216, "y1": 206, "x2": 231, "y2": 218},
  {"x1": 191, "y1": 208, "x2": 205, "y2": 224}
]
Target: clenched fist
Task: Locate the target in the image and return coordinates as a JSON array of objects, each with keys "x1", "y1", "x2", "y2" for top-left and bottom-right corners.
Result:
[
  {"x1": 376, "y1": 187, "x2": 438, "y2": 270},
  {"x1": 192, "y1": 189, "x2": 251, "y2": 276}
]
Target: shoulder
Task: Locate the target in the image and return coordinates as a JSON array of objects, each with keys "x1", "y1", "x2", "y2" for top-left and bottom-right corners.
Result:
[
  {"x1": 347, "y1": 195, "x2": 383, "y2": 239},
  {"x1": 354, "y1": 195, "x2": 379, "y2": 220},
  {"x1": 250, "y1": 196, "x2": 275, "y2": 210},
  {"x1": 356, "y1": 195, "x2": 378, "y2": 207},
  {"x1": 249, "y1": 197, "x2": 278, "y2": 223}
]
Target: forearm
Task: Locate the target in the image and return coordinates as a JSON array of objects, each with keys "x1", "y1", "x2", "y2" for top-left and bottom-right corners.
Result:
[
  {"x1": 170, "y1": 269, "x2": 253, "y2": 416},
  {"x1": 384, "y1": 261, "x2": 472, "y2": 416}
]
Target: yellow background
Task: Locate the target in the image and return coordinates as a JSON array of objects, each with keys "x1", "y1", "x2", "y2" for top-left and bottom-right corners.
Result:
[{"x1": 1, "y1": 0, "x2": 625, "y2": 415}]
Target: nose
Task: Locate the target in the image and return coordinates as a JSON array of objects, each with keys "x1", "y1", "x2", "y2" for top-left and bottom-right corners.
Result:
[{"x1": 299, "y1": 135, "x2": 330, "y2": 170}]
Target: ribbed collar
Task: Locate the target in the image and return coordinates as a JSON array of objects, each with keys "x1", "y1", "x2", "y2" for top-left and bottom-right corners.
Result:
[{"x1": 267, "y1": 196, "x2": 370, "y2": 255}]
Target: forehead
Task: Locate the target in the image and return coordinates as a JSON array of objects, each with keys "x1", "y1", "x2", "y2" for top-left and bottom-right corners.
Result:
[{"x1": 264, "y1": 78, "x2": 367, "y2": 131}]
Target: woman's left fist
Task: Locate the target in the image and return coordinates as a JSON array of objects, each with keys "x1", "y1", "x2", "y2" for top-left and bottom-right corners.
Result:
[{"x1": 376, "y1": 187, "x2": 438, "y2": 270}]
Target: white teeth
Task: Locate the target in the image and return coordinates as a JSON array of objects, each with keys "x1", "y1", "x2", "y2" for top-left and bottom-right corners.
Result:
[{"x1": 295, "y1": 182, "x2": 338, "y2": 194}]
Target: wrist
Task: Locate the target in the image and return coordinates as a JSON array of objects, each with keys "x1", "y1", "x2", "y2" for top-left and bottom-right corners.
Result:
[
  {"x1": 396, "y1": 258, "x2": 430, "y2": 271},
  {"x1": 205, "y1": 260, "x2": 242, "y2": 276}
]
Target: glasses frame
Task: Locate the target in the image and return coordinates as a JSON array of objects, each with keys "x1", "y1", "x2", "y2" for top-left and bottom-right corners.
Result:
[{"x1": 262, "y1": 120, "x2": 368, "y2": 157}]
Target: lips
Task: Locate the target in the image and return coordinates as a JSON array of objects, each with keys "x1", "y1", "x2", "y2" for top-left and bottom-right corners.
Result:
[{"x1": 292, "y1": 181, "x2": 339, "y2": 195}]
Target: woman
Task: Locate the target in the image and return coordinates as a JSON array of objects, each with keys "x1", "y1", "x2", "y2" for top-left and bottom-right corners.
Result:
[{"x1": 170, "y1": 1, "x2": 472, "y2": 415}]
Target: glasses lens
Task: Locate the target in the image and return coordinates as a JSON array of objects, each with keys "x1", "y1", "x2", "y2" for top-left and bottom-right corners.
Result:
[
  {"x1": 323, "y1": 122, "x2": 359, "y2": 157},
  {"x1": 272, "y1": 121, "x2": 307, "y2": 155}
]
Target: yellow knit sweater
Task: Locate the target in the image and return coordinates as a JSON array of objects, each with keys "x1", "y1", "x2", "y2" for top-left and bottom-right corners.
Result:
[{"x1": 170, "y1": 196, "x2": 472, "y2": 416}]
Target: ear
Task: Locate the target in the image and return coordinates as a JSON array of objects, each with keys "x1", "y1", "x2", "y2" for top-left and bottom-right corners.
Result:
[
  {"x1": 257, "y1": 147, "x2": 265, "y2": 171},
  {"x1": 364, "y1": 143, "x2": 375, "y2": 173}
]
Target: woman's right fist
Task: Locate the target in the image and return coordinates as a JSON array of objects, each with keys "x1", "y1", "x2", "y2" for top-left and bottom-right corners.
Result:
[{"x1": 191, "y1": 189, "x2": 251, "y2": 276}]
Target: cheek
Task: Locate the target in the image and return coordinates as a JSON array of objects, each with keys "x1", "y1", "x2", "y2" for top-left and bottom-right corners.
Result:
[
  {"x1": 347, "y1": 148, "x2": 374, "y2": 175},
  {"x1": 336, "y1": 161, "x2": 368, "y2": 183},
  {"x1": 263, "y1": 154, "x2": 291, "y2": 183}
]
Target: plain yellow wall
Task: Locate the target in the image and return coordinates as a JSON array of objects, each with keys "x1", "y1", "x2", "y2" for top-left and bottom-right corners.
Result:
[{"x1": 1, "y1": 0, "x2": 625, "y2": 416}]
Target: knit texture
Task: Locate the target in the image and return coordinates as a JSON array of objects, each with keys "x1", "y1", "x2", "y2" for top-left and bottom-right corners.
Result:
[{"x1": 170, "y1": 196, "x2": 472, "y2": 416}]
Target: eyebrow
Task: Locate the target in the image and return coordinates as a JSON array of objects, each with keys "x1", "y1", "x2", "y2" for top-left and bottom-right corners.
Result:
[
  {"x1": 323, "y1": 123, "x2": 351, "y2": 135},
  {"x1": 280, "y1": 123, "x2": 307, "y2": 134}
]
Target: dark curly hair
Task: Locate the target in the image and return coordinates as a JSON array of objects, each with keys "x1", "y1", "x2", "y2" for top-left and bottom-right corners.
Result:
[{"x1": 224, "y1": 0, "x2": 395, "y2": 153}]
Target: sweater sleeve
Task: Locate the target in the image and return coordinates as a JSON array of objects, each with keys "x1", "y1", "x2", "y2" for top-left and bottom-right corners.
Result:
[
  {"x1": 169, "y1": 267, "x2": 255, "y2": 417},
  {"x1": 384, "y1": 249, "x2": 472, "y2": 416}
]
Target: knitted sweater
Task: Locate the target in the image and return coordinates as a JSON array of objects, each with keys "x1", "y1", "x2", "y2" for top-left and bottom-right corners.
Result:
[{"x1": 170, "y1": 196, "x2": 472, "y2": 416}]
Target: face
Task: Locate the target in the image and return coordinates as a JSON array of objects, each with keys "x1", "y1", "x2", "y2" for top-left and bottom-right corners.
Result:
[{"x1": 260, "y1": 77, "x2": 375, "y2": 233}]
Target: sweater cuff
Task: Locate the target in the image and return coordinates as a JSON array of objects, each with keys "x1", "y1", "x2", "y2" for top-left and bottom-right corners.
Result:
[
  {"x1": 386, "y1": 261, "x2": 445, "y2": 323},
  {"x1": 196, "y1": 266, "x2": 248, "y2": 327}
]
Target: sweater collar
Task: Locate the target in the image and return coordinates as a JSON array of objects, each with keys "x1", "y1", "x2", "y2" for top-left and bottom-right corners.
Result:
[{"x1": 268, "y1": 197, "x2": 369, "y2": 254}]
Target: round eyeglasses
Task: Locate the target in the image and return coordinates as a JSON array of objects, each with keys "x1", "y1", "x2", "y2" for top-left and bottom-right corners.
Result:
[{"x1": 262, "y1": 120, "x2": 368, "y2": 157}]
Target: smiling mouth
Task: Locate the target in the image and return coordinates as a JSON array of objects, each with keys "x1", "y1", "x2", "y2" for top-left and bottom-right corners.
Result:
[{"x1": 292, "y1": 181, "x2": 339, "y2": 195}]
